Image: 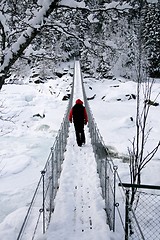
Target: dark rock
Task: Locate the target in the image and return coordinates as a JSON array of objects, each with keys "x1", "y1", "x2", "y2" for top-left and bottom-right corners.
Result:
[
  {"x1": 105, "y1": 75, "x2": 114, "y2": 79},
  {"x1": 62, "y1": 94, "x2": 70, "y2": 100},
  {"x1": 69, "y1": 73, "x2": 74, "y2": 77},
  {"x1": 87, "y1": 94, "x2": 96, "y2": 100},
  {"x1": 55, "y1": 72, "x2": 67, "y2": 78},
  {"x1": 33, "y1": 113, "x2": 45, "y2": 118},
  {"x1": 34, "y1": 79, "x2": 44, "y2": 84},
  {"x1": 130, "y1": 117, "x2": 133, "y2": 122},
  {"x1": 110, "y1": 85, "x2": 119, "y2": 88},
  {"x1": 55, "y1": 72, "x2": 63, "y2": 78},
  {"x1": 126, "y1": 94, "x2": 136, "y2": 100},
  {"x1": 145, "y1": 99, "x2": 159, "y2": 106},
  {"x1": 31, "y1": 73, "x2": 39, "y2": 78},
  {"x1": 131, "y1": 94, "x2": 136, "y2": 99}
]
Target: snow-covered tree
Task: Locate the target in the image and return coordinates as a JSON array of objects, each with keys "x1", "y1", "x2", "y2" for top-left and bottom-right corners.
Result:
[
  {"x1": 0, "y1": 0, "x2": 61, "y2": 89},
  {"x1": 141, "y1": 2, "x2": 160, "y2": 77},
  {"x1": 0, "y1": 0, "x2": 133, "y2": 89}
]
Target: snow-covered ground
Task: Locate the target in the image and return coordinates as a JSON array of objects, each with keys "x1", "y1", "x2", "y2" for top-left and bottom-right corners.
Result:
[
  {"x1": 0, "y1": 61, "x2": 160, "y2": 239},
  {"x1": 0, "y1": 72, "x2": 71, "y2": 239},
  {"x1": 84, "y1": 76, "x2": 160, "y2": 186}
]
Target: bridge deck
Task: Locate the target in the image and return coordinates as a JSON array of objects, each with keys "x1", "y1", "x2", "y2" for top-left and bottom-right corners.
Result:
[{"x1": 45, "y1": 61, "x2": 111, "y2": 240}]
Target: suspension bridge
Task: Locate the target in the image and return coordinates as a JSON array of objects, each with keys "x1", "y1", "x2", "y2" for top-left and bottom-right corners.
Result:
[
  {"x1": 16, "y1": 60, "x2": 160, "y2": 240},
  {"x1": 43, "y1": 61, "x2": 110, "y2": 240}
]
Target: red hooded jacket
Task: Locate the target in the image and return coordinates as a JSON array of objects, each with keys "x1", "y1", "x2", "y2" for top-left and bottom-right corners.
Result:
[{"x1": 69, "y1": 99, "x2": 88, "y2": 125}]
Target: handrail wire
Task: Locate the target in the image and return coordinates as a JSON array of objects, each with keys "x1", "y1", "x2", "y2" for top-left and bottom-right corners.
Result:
[
  {"x1": 80, "y1": 61, "x2": 116, "y2": 230},
  {"x1": 16, "y1": 175, "x2": 43, "y2": 240},
  {"x1": 16, "y1": 63, "x2": 75, "y2": 240}
]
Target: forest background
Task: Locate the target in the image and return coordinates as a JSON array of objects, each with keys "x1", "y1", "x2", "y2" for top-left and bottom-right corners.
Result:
[{"x1": 0, "y1": 0, "x2": 159, "y2": 88}]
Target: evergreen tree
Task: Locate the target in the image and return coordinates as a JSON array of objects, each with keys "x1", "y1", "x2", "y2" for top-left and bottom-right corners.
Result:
[{"x1": 141, "y1": 2, "x2": 160, "y2": 77}]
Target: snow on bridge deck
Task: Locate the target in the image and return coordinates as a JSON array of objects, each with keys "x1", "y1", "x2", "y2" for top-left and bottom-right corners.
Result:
[{"x1": 44, "y1": 61, "x2": 112, "y2": 240}]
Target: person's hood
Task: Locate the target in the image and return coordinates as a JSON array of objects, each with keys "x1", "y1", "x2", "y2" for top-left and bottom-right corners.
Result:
[{"x1": 76, "y1": 99, "x2": 83, "y2": 105}]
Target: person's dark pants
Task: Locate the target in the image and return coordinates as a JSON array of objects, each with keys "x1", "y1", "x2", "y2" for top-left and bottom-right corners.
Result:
[{"x1": 74, "y1": 124, "x2": 85, "y2": 146}]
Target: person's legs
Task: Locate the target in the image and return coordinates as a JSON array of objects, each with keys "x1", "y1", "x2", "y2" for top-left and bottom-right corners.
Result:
[
  {"x1": 81, "y1": 128, "x2": 85, "y2": 144},
  {"x1": 74, "y1": 123, "x2": 85, "y2": 146},
  {"x1": 74, "y1": 126, "x2": 82, "y2": 146}
]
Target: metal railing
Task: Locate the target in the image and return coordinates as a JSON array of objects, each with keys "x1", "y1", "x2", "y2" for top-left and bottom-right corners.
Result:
[
  {"x1": 17, "y1": 67, "x2": 74, "y2": 240},
  {"x1": 81, "y1": 63, "x2": 117, "y2": 231},
  {"x1": 80, "y1": 61, "x2": 160, "y2": 240},
  {"x1": 119, "y1": 183, "x2": 160, "y2": 240}
]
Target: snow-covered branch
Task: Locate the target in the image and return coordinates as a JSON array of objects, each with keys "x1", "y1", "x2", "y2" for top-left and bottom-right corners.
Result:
[
  {"x1": 59, "y1": 0, "x2": 132, "y2": 12},
  {"x1": 0, "y1": 0, "x2": 61, "y2": 89}
]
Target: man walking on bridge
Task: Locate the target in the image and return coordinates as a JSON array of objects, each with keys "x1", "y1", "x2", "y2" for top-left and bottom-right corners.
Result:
[{"x1": 69, "y1": 99, "x2": 88, "y2": 147}]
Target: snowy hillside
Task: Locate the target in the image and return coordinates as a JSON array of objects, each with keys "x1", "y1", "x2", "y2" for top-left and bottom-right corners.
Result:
[{"x1": 85, "y1": 76, "x2": 160, "y2": 185}]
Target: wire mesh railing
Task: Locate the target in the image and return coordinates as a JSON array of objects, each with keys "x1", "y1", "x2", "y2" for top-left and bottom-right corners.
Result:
[
  {"x1": 130, "y1": 191, "x2": 160, "y2": 240},
  {"x1": 131, "y1": 191, "x2": 160, "y2": 240},
  {"x1": 119, "y1": 183, "x2": 160, "y2": 240},
  {"x1": 16, "y1": 68, "x2": 74, "y2": 240},
  {"x1": 80, "y1": 64, "x2": 117, "y2": 231},
  {"x1": 82, "y1": 103, "x2": 118, "y2": 230}
]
